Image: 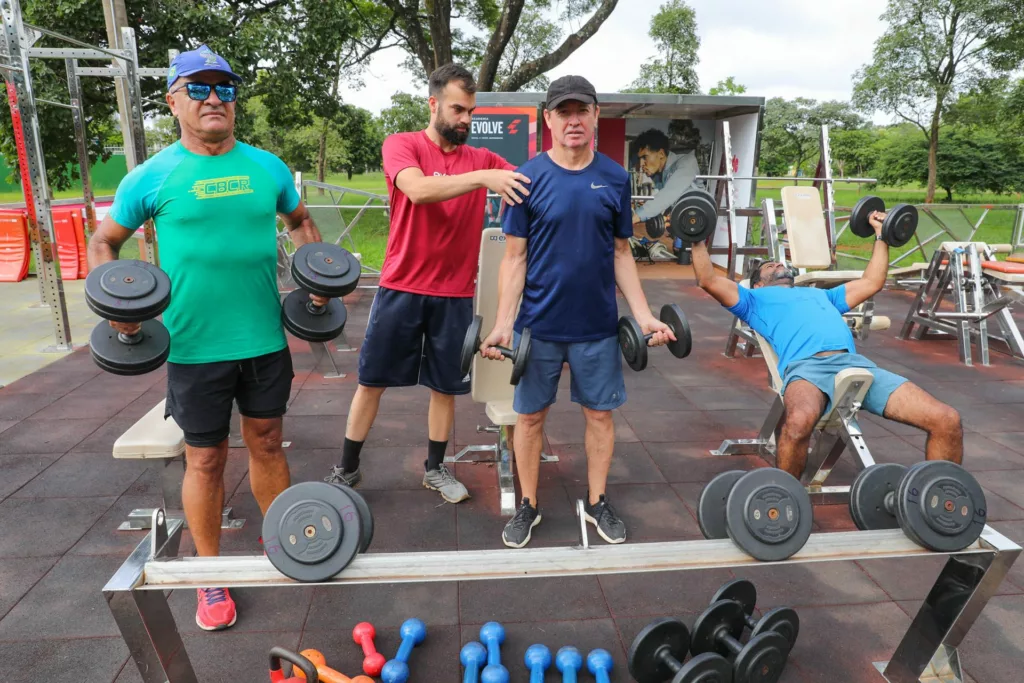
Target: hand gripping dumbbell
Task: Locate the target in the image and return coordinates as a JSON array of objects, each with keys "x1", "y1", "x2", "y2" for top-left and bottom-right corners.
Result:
[
  {"x1": 628, "y1": 618, "x2": 733, "y2": 683},
  {"x1": 618, "y1": 303, "x2": 693, "y2": 371},
  {"x1": 461, "y1": 642, "x2": 487, "y2": 683},
  {"x1": 709, "y1": 579, "x2": 799, "y2": 651},
  {"x1": 381, "y1": 618, "x2": 426, "y2": 683},
  {"x1": 690, "y1": 601, "x2": 790, "y2": 683},
  {"x1": 84, "y1": 260, "x2": 172, "y2": 375},
  {"x1": 525, "y1": 644, "x2": 551, "y2": 683},
  {"x1": 849, "y1": 196, "x2": 919, "y2": 248},
  {"x1": 269, "y1": 647, "x2": 318, "y2": 683},
  {"x1": 460, "y1": 316, "x2": 532, "y2": 385},
  {"x1": 479, "y1": 621, "x2": 509, "y2": 683},
  {"x1": 283, "y1": 242, "x2": 361, "y2": 343},
  {"x1": 352, "y1": 621, "x2": 386, "y2": 677},
  {"x1": 848, "y1": 461, "x2": 987, "y2": 552},
  {"x1": 587, "y1": 649, "x2": 613, "y2": 683},
  {"x1": 293, "y1": 649, "x2": 374, "y2": 683},
  {"x1": 556, "y1": 646, "x2": 583, "y2": 683}
]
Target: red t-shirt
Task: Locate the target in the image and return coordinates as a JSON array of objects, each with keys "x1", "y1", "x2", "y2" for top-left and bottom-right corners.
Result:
[{"x1": 380, "y1": 131, "x2": 514, "y2": 297}]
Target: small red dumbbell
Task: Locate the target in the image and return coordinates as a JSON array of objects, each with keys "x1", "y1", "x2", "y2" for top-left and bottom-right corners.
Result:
[
  {"x1": 353, "y1": 621, "x2": 386, "y2": 677},
  {"x1": 269, "y1": 647, "x2": 318, "y2": 683}
]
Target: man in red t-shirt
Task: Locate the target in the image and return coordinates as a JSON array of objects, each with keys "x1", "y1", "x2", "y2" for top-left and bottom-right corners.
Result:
[{"x1": 325, "y1": 63, "x2": 530, "y2": 502}]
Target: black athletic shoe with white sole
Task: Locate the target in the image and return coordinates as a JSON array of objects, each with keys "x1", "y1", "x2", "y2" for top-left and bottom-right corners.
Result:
[
  {"x1": 502, "y1": 498, "x2": 542, "y2": 548},
  {"x1": 584, "y1": 494, "x2": 626, "y2": 544}
]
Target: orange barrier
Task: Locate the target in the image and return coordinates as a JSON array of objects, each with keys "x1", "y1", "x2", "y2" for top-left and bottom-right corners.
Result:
[
  {"x1": 0, "y1": 210, "x2": 29, "y2": 282},
  {"x1": 981, "y1": 261, "x2": 1024, "y2": 274},
  {"x1": 1009, "y1": 253, "x2": 1024, "y2": 264},
  {"x1": 52, "y1": 208, "x2": 80, "y2": 279}
]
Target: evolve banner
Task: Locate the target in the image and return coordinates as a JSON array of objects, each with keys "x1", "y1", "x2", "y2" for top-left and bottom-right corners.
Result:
[{"x1": 466, "y1": 106, "x2": 538, "y2": 226}]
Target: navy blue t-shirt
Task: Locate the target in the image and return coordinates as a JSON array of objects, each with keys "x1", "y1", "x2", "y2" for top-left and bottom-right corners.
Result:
[{"x1": 502, "y1": 151, "x2": 634, "y2": 342}]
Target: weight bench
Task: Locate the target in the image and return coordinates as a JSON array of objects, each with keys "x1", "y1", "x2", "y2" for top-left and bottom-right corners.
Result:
[
  {"x1": 713, "y1": 284, "x2": 877, "y2": 505},
  {"x1": 445, "y1": 227, "x2": 557, "y2": 516},
  {"x1": 899, "y1": 241, "x2": 1024, "y2": 366},
  {"x1": 112, "y1": 399, "x2": 245, "y2": 531}
]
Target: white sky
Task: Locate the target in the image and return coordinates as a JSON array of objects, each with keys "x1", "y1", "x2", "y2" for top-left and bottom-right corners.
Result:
[{"x1": 337, "y1": 0, "x2": 891, "y2": 120}]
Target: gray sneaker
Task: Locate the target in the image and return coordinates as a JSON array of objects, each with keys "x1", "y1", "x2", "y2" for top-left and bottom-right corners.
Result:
[
  {"x1": 583, "y1": 494, "x2": 626, "y2": 544},
  {"x1": 325, "y1": 466, "x2": 361, "y2": 488},
  {"x1": 422, "y1": 464, "x2": 470, "y2": 503},
  {"x1": 502, "y1": 498, "x2": 542, "y2": 548}
]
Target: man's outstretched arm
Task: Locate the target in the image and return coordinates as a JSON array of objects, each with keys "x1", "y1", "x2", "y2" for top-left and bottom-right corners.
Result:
[{"x1": 692, "y1": 241, "x2": 740, "y2": 307}]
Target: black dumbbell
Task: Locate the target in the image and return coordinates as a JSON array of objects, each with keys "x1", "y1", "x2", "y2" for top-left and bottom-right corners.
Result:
[
  {"x1": 849, "y1": 196, "x2": 919, "y2": 248},
  {"x1": 645, "y1": 214, "x2": 666, "y2": 238},
  {"x1": 618, "y1": 303, "x2": 693, "y2": 371},
  {"x1": 84, "y1": 260, "x2": 172, "y2": 376},
  {"x1": 668, "y1": 189, "x2": 718, "y2": 244},
  {"x1": 628, "y1": 617, "x2": 733, "y2": 683},
  {"x1": 690, "y1": 601, "x2": 790, "y2": 683},
  {"x1": 709, "y1": 580, "x2": 799, "y2": 651},
  {"x1": 459, "y1": 315, "x2": 531, "y2": 386},
  {"x1": 283, "y1": 242, "x2": 361, "y2": 343},
  {"x1": 848, "y1": 461, "x2": 986, "y2": 552}
]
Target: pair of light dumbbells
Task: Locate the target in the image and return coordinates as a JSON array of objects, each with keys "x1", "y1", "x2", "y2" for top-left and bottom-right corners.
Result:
[{"x1": 459, "y1": 622, "x2": 613, "y2": 683}]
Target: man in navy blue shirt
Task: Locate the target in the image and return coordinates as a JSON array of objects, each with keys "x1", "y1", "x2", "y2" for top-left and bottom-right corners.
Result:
[
  {"x1": 692, "y1": 218, "x2": 963, "y2": 479},
  {"x1": 479, "y1": 75, "x2": 674, "y2": 548}
]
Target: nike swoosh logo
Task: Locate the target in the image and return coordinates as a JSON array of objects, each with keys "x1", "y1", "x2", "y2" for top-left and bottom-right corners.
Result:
[{"x1": 591, "y1": 183, "x2": 607, "y2": 189}]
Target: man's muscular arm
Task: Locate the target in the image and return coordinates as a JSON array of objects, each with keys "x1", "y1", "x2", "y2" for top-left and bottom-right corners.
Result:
[
  {"x1": 480, "y1": 234, "x2": 528, "y2": 359},
  {"x1": 692, "y1": 241, "x2": 740, "y2": 307},
  {"x1": 280, "y1": 201, "x2": 322, "y2": 247},
  {"x1": 395, "y1": 167, "x2": 531, "y2": 207}
]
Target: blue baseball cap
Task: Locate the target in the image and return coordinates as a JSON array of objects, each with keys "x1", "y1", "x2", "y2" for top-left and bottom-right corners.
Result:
[{"x1": 166, "y1": 44, "x2": 241, "y2": 90}]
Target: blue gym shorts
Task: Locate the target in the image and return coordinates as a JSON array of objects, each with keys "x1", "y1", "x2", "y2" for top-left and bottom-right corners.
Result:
[
  {"x1": 781, "y1": 352, "x2": 909, "y2": 416},
  {"x1": 512, "y1": 331, "x2": 626, "y2": 415}
]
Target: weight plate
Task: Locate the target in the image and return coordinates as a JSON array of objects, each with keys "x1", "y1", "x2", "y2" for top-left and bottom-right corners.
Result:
[
  {"x1": 618, "y1": 316, "x2": 648, "y2": 372},
  {"x1": 690, "y1": 600, "x2": 746, "y2": 657},
  {"x1": 671, "y1": 653, "x2": 732, "y2": 683},
  {"x1": 849, "y1": 463, "x2": 906, "y2": 531},
  {"x1": 627, "y1": 618, "x2": 691, "y2": 683},
  {"x1": 461, "y1": 316, "x2": 483, "y2": 377},
  {"x1": 84, "y1": 260, "x2": 171, "y2": 323},
  {"x1": 733, "y1": 631, "x2": 789, "y2": 683},
  {"x1": 882, "y1": 203, "x2": 919, "y2": 248},
  {"x1": 89, "y1": 319, "x2": 170, "y2": 376},
  {"x1": 281, "y1": 289, "x2": 348, "y2": 343},
  {"x1": 338, "y1": 484, "x2": 373, "y2": 553},
  {"x1": 661, "y1": 303, "x2": 692, "y2": 359},
  {"x1": 895, "y1": 461, "x2": 932, "y2": 549},
  {"x1": 849, "y1": 196, "x2": 885, "y2": 239},
  {"x1": 711, "y1": 578, "x2": 757, "y2": 616},
  {"x1": 646, "y1": 214, "x2": 666, "y2": 239},
  {"x1": 511, "y1": 327, "x2": 531, "y2": 386},
  {"x1": 726, "y1": 468, "x2": 812, "y2": 561},
  {"x1": 896, "y1": 461, "x2": 987, "y2": 552},
  {"x1": 670, "y1": 191, "x2": 718, "y2": 243},
  {"x1": 263, "y1": 481, "x2": 362, "y2": 582},
  {"x1": 291, "y1": 243, "x2": 362, "y2": 298},
  {"x1": 697, "y1": 470, "x2": 746, "y2": 539},
  {"x1": 751, "y1": 607, "x2": 799, "y2": 651}
]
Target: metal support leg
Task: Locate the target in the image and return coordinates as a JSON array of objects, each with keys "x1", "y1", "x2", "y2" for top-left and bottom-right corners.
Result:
[
  {"x1": 951, "y1": 257, "x2": 973, "y2": 366},
  {"x1": 117, "y1": 456, "x2": 245, "y2": 530},
  {"x1": 497, "y1": 425, "x2": 516, "y2": 516},
  {"x1": 710, "y1": 394, "x2": 784, "y2": 460}
]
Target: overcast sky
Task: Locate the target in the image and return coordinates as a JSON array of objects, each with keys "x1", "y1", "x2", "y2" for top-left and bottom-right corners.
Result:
[{"x1": 337, "y1": 0, "x2": 891, "y2": 119}]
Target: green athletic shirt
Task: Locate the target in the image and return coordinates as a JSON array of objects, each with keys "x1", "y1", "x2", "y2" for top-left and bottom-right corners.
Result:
[{"x1": 109, "y1": 140, "x2": 300, "y2": 364}]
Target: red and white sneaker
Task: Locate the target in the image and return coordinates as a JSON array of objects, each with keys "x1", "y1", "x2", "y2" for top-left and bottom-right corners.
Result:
[{"x1": 196, "y1": 587, "x2": 237, "y2": 631}]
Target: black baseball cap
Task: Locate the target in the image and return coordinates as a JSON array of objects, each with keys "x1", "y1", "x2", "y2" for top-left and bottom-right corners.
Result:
[{"x1": 545, "y1": 75, "x2": 598, "y2": 110}]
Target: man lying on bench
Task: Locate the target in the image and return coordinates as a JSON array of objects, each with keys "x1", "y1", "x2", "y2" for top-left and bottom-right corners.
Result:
[{"x1": 691, "y1": 211, "x2": 963, "y2": 479}]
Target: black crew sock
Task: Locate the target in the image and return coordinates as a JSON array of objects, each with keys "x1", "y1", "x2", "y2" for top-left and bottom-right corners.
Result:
[
  {"x1": 425, "y1": 439, "x2": 448, "y2": 471},
  {"x1": 341, "y1": 438, "x2": 364, "y2": 472}
]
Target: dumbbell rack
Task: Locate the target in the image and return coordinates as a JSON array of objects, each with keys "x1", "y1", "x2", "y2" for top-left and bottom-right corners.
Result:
[{"x1": 105, "y1": 507, "x2": 1019, "y2": 683}]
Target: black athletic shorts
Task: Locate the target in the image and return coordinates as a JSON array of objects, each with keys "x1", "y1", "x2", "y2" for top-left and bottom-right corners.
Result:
[
  {"x1": 165, "y1": 348, "x2": 294, "y2": 448},
  {"x1": 358, "y1": 286, "x2": 473, "y2": 395}
]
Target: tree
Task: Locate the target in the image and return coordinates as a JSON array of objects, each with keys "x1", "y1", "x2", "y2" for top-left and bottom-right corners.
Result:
[
  {"x1": 759, "y1": 98, "x2": 863, "y2": 180},
  {"x1": 626, "y1": 0, "x2": 700, "y2": 94},
  {"x1": 708, "y1": 77, "x2": 746, "y2": 96},
  {"x1": 853, "y1": 0, "x2": 1024, "y2": 203},
  {"x1": 378, "y1": 92, "x2": 430, "y2": 136},
  {"x1": 830, "y1": 128, "x2": 880, "y2": 177}
]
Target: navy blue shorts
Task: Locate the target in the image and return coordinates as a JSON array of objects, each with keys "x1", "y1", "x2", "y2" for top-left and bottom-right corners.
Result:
[
  {"x1": 358, "y1": 287, "x2": 473, "y2": 395},
  {"x1": 512, "y1": 332, "x2": 626, "y2": 414}
]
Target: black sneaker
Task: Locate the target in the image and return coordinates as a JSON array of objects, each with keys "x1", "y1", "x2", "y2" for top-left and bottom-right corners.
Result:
[
  {"x1": 583, "y1": 494, "x2": 626, "y2": 544},
  {"x1": 502, "y1": 498, "x2": 542, "y2": 548},
  {"x1": 324, "y1": 466, "x2": 361, "y2": 488}
]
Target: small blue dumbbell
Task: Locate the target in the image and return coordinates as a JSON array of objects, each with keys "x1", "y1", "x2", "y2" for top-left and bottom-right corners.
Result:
[
  {"x1": 587, "y1": 649, "x2": 613, "y2": 683},
  {"x1": 380, "y1": 618, "x2": 427, "y2": 683},
  {"x1": 460, "y1": 642, "x2": 486, "y2": 683},
  {"x1": 525, "y1": 644, "x2": 552, "y2": 683},
  {"x1": 556, "y1": 646, "x2": 583, "y2": 683}
]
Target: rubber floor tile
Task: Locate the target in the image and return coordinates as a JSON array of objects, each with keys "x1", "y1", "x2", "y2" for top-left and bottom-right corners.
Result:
[
  {"x1": 0, "y1": 453, "x2": 59, "y2": 500},
  {"x1": 0, "y1": 496, "x2": 115, "y2": 558},
  {"x1": 0, "y1": 557, "x2": 56, "y2": 618},
  {"x1": 459, "y1": 576, "x2": 610, "y2": 624},
  {"x1": 644, "y1": 441, "x2": 767, "y2": 483},
  {"x1": 0, "y1": 416, "x2": 105, "y2": 455},
  {"x1": 619, "y1": 410, "x2": 724, "y2": 443},
  {"x1": 12, "y1": 451, "x2": 146, "y2": 498},
  {"x1": 551, "y1": 442, "x2": 667, "y2": 486},
  {"x1": 304, "y1": 582, "x2": 459, "y2": 632},
  {"x1": 730, "y1": 560, "x2": 889, "y2": 609},
  {"x1": 0, "y1": 637, "x2": 129, "y2": 683}
]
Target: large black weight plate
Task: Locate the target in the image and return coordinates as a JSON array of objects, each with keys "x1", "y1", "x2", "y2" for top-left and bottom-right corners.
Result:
[
  {"x1": 670, "y1": 191, "x2": 718, "y2": 243},
  {"x1": 281, "y1": 289, "x2": 347, "y2": 343},
  {"x1": 711, "y1": 578, "x2": 757, "y2": 616},
  {"x1": 732, "y1": 632, "x2": 789, "y2": 683},
  {"x1": 690, "y1": 600, "x2": 745, "y2": 657},
  {"x1": 618, "y1": 316, "x2": 648, "y2": 372},
  {"x1": 291, "y1": 243, "x2": 361, "y2": 298},
  {"x1": 726, "y1": 468, "x2": 812, "y2": 561},
  {"x1": 751, "y1": 607, "x2": 799, "y2": 651},
  {"x1": 336, "y1": 484, "x2": 373, "y2": 553},
  {"x1": 661, "y1": 303, "x2": 692, "y2": 359},
  {"x1": 697, "y1": 470, "x2": 745, "y2": 539},
  {"x1": 882, "y1": 203, "x2": 918, "y2": 248},
  {"x1": 85, "y1": 260, "x2": 171, "y2": 322},
  {"x1": 895, "y1": 461, "x2": 932, "y2": 549},
  {"x1": 263, "y1": 481, "x2": 362, "y2": 582},
  {"x1": 511, "y1": 327, "x2": 530, "y2": 386},
  {"x1": 849, "y1": 196, "x2": 884, "y2": 239},
  {"x1": 646, "y1": 214, "x2": 666, "y2": 239},
  {"x1": 849, "y1": 463, "x2": 906, "y2": 531},
  {"x1": 89, "y1": 319, "x2": 170, "y2": 376},
  {"x1": 896, "y1": 461, "x2": 987, "y2": 552},
  {"x1": 627, "y1": 618, "x2": 691, "y2": 683},
  {"x1": 461, "y1": 316, "x2": 483, "y2": 377},
  {"x1": 672, "y1": 653, "x2": 732, "y2": 683}
]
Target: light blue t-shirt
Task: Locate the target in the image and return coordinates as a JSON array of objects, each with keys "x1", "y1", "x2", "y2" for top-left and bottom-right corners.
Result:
[{"x1": 727, "y1": 285, "x2": 855, "y2": 377}]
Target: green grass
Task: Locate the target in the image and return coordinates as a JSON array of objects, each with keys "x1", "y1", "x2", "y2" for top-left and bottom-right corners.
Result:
[{"x1": 306, "y1": 173, "x2": 389, "y2": 269}]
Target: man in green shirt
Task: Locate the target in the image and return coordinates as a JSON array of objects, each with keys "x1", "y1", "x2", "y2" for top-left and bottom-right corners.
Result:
[{"x1": 88, "y1": 45, "x2": 324, "y2": 631}]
